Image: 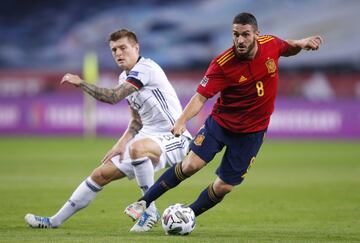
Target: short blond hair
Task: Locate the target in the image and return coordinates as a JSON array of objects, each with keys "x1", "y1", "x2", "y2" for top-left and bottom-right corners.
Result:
[{"x1": 108, "y1": 29, "x2": 138, "y2": 44}]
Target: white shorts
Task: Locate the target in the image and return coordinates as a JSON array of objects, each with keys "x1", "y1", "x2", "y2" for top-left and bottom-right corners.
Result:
[{"x1": 111, "y1": 130, "x2": 191, "y2": 180}]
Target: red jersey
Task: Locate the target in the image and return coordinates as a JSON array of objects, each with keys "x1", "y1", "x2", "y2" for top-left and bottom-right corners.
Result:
[{"x1": 197, "y1": 35, "x2": 290, "y2": 133}]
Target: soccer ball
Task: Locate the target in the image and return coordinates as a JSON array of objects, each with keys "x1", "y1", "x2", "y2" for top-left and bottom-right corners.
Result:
[{"x1": 161, "y1": 203, "x2": 196, "y2": 235}]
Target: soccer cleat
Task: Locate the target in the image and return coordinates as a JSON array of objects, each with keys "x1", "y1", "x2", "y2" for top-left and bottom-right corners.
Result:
[
  {"x1": 25, "y1": 214, "x2": 55, "y2": 229},
  {"x1": 124, "y1": 200, "x2": 146, "y2": 221},
  {"x1": 129, "y1": 209, "x2": 160, "y2": 232}
]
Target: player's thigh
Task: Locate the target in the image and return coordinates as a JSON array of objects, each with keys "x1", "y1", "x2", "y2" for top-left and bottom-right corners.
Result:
[
  {"x1": 190, "y1": 120, "x2": 225, "y2": 164},
  {"x1": 217, "y1": 130, "x2": 265, "y2": 186},
  {"x1": 129, "y1": 138, "x2": 162, "y2": 162},
  {"x1": 184, "y1": 123, "x2": 224, "y2": 175},
  {"x1": 142, "y1": 133, "x2": 191, "y2": 174},
  {"x1": 90, "y1": 161, "x2": 126, "y2": 186},
  {"x1": 162, "y1": 134, "x2": 191, "y2": 166}
]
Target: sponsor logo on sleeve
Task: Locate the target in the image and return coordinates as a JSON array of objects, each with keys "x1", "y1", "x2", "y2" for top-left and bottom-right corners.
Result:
[
  {"x1": 128, "y1": 71, "x2": 139, "y2": 77},
  {"x1": 200, "y1": 76, "x2": 209, "y2": 87}
]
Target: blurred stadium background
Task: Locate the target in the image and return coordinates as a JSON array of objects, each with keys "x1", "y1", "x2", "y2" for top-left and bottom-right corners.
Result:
[
  {"x1": 1, "y1": 1, "x2": 360, "y2": 242},
  {"x1": 1, "y1": 0, "x2": 360, "y2": 138}
]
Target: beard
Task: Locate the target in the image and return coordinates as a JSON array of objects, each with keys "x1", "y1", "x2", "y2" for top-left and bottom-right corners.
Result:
[{"x1": 234, "y1": 36, "x2": 256, "y2": 59}]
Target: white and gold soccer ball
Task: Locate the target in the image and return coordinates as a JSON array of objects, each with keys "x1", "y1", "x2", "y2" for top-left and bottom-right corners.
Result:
[{"x1": 161, "y1": 203, "x2": 196, "y2": 235}]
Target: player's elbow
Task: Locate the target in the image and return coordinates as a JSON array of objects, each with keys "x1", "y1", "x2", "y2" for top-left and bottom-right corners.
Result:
[
  {"x1": 99, "y1": 98, "x2": 117, "y2": 105},
  {"x1": 195, "y1": 92, "x2": 208, "y2": 104},
  {"x1": 107, "y1": 99, "x2": 121, "y2": 105}
]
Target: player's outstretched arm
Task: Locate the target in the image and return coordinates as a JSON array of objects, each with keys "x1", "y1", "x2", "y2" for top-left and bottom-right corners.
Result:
[
  {"x1": 172, "y1": 92, "x2": 207, "y2": 137},
  {"x1": 60, "y1": 73, "x2": 137, "y2": 104},
  {"x1": 284, "y1": 36, "x2": 323, "y2": 56}
]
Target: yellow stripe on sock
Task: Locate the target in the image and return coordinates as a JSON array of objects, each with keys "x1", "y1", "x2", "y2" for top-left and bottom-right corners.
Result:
[{"x1": 175, "y1": 163, "x2": 187, "y2": 181}]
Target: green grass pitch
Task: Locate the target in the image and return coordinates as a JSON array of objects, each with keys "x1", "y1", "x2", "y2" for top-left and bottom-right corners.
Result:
[{"x1": 0, "y1": 137, "x2": 359, "y2": 242}]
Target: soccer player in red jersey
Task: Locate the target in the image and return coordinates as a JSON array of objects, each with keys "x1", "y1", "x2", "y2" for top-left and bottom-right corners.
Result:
[{"x1": 125, "y1": 12, "x2": 323, "y2": 222}]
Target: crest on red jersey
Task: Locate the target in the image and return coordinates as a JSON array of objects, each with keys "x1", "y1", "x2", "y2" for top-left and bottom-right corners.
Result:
[
  {"x1": 265, "y1": 59, "x2": 276, "y2": 74},
  {"x1": 194, "y1": 134, "x2": 205, "y2": 146}
]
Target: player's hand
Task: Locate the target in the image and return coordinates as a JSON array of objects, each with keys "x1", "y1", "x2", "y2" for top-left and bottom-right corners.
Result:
[
  {"x1": 171, "y1": 119, "x2": 186, "y2": 137},
  {"x1": 101, "y1": 146, "x2": 125, "y2": 164},
  {"x1": 60, "y1": 73, "x2": 83, "y2": 87},
  {"x1": 299, "y1": 36, "x2": 323, "y2": 51}
]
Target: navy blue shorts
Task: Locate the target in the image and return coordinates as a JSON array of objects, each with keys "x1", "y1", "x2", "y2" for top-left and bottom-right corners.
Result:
[{"x1": 190, "y1": 116, "x2": 266, "y2": 186}]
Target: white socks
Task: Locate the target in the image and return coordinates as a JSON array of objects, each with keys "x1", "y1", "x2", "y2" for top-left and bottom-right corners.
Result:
[
  {"x1": 50, "y1": 177, "x2": 102, "y2": 227},
  {"x1": 132, "y1": 157, "x2": 157, "y2": 214},
  {"x1": 49, "y1": 158, "x2": 156, "y2": 227}
]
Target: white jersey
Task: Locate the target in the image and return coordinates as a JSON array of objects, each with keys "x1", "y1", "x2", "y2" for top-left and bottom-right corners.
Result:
[
  {"x1": 112, "y1": 57, "x2": 192, "y2": 179},
  {"x1": 118, "y1": 57, "x2": 191, "y2": 138}
]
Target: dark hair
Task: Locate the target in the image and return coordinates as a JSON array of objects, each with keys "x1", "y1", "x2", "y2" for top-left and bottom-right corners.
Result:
[
  {"x1": 233, "y1": 12, "x2": 258, "y2": 30},
  {"x1": 108, "y1": 29, "x2": 138, "y2": 44}
]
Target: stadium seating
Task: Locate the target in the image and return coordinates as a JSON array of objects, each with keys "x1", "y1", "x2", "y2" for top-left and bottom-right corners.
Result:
[{"x1": 0, "y1": 0, "x2": 359, "y2": 70}]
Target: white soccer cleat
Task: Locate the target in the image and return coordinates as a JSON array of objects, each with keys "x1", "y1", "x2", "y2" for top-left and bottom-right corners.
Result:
[
  {"x1": 130, "y1": 209, "x2": 160, "y2": 232},
  {"x1": 124, "y1": 200, "x2": 146, "y2": 221},
  {"x1": 25, "y1": 213, "x2": 55, "y2": 229}
]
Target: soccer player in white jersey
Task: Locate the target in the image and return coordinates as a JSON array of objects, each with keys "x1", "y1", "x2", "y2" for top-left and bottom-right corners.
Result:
[{"x1": 25, "y1": 29, "x2": 192, "y2": 232}]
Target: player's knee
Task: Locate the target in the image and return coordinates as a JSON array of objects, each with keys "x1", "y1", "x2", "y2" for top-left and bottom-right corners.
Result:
[
  {"x1": 181, "y1": 160, "x2": 201, "y2": 176},
  {"x1": 181, "y1": 153, "x2": 206, "y2": 176},
  {"x1": 129, "y1": 142, "x2": 146, "y2": 160},
  {"x1": 90, "y1": 168, "x2": 111, "y2": 186},
  {"x1": 213, "y1": 180, "x2": 233, "y2": 197}
]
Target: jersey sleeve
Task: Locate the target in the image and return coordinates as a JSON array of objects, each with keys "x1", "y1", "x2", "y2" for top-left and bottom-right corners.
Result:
[
  {"x1": 273, "y1": 35, "x2": 290, "y2": 57},
  {"x1": 118, "y1": 72, "x2": 126, "y2": 85},
  {"x1": 126, "y1": 62, "x2": 151, "y2": 90},
  {"x1": 196, "y1": 59, "x2": 227, "y2": 98}
]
